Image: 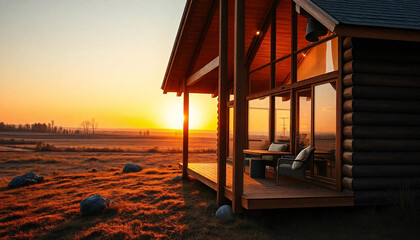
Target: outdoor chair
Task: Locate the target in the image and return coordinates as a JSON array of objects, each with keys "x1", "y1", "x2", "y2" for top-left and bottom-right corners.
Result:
[{"x1": 276, "y1": 146, "x2": 315, "y2": 186}]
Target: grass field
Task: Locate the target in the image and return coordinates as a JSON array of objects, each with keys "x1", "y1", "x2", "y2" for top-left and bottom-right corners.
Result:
[{"x1": 0, "y1": 132, "x2": 419, "y2": 239}]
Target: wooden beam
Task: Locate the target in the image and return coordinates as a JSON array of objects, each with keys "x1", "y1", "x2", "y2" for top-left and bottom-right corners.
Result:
[
  {"x1": 186, "y1": 56, "x2": 220, "y2": 86},
  {"x1": 247, "y1": 71, "x2": 338, "y2": 100},
  {"x1": 176, "y1": 83, "x2": 183, "y2": 97},
  {"x1": 211, "y1": 87, "x2": 218, "y2": 98},
  {"x1": 217, "y1": 0, "x2": 228, "y2": 205},
  {"x1": 269, "y1": 5, "x2": 276, "y2": 143},
  {"x1": 335, "y1": 25, "x2": 420, "y2": 43},
  {"x1": 182, "y1": 80, "x2": 189, "y2": 179},
  {"x1": 291, "y1": 1, "x2": 297, "y2": 84},
  {"x1": 232, "y1": 0, "x2": 246, "y2": 214},
  {"x1": 245, "y1": 0, "x2": 279, "y2": 68},
  {"x1": 186, "y1": 0, "x2": 219, "y2": 77}
]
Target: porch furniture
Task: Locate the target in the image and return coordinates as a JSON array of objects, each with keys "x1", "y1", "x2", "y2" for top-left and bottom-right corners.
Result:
[
  {"x1": 244, "y1": 142, "x2": 291, "y2": 170},
  {"x1": 276, "y1": 147, "x2": 315, "y2": 186},
  {"x1": 248, "y1": 158, "x2": 266, "y2": 178}
]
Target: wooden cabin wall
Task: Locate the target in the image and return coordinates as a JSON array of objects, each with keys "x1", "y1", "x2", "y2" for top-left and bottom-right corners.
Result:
[{"x1": 341, "y1": 37, "x2": 420, "y2": 205}]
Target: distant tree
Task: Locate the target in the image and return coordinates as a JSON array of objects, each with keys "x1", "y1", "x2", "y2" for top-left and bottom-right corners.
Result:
[
  {"x1": 91, "y1": 119, "x2": 98, "y2": 134},
  {"x1": 81, "y1": 121, "x2": 90, "y2": 134}
]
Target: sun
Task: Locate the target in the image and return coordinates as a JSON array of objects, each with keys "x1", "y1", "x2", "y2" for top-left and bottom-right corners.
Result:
[{"x1": 163, "y1": 103, "x2": 205, "y2": 130}]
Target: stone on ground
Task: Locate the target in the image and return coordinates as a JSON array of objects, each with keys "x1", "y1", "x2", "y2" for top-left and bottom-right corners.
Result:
[
  {"x1": 122, "y1": 163, "x2": 142, "y2": 173},
  {"x1": 8, "y1": 172, "x2": 44, "y2": 189},
  {"x1": 172, "y1": 176, "x2": 182, "y2": 182},
  {"x1": 80, "y1": 194, "x2": 110, "y2": 216},
  {"x1": 215, "y1": 205, "x2": 233, "y2": 219}
]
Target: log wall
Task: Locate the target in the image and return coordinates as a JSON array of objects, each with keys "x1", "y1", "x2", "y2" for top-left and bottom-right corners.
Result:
[{"x1": 342, "y1": 37, "x2": 420, "y2": 205}]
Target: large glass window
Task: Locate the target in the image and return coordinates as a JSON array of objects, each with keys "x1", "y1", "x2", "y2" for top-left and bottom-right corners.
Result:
[
  {"x1": 313, "y1": 82, "x2": 336, "y2": 179},
  {"x1": 228, "y1": 108, "x2": 234, "y2": 157},
  {"x1": 297, "y1": 38, "x2": 338, "y2": 81},
  {"x1": 275, "y1": 93, "x2": 291, "y2": 144},
  {"x1": 249, "y1": 65, "x2": 271, "y2": 95},
  {"x1": 296, "y1": 89, "x2": 312, "y2": 152},
  {"x1": 248, "y1": 97, "x2": 269, "y2": 149},
  {"x1": 275, "y1": 57, "x2": 291, "y2": 87}
]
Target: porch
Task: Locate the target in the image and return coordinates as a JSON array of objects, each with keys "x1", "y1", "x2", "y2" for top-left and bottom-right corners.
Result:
[{"x1": 181, "y1": 162, "x2": 354, "y2": 209}]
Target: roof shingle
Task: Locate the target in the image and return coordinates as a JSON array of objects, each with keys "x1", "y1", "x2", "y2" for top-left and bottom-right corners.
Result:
[{"x1": 310, "y1": 0, "x2": 420, "y2": 30}]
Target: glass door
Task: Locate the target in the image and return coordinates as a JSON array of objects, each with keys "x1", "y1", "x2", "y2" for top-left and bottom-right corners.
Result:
[{"x1": 296, "y1": 89, "x2": 312, "y2": 153}]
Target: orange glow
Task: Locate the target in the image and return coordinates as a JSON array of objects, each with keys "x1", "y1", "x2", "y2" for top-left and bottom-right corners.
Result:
[{"x1": 256, "y1": 31, "x2": 261, "y2": 35}]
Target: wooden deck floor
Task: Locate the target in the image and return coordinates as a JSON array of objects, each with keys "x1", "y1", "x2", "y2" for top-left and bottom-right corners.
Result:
[{"x1": 181, "y1": 162, "x2": 354, "y2": 209}]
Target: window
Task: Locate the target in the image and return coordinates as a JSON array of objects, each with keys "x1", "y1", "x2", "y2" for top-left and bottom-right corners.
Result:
[
  {"x1": 248, "y1": 97, "x2": 269, "y2": 149},
  {"x1": 313, "y1": 82, "x2": 336, "y2": 179},
  {"x1": 297, "y1": 38, "x2": 338, "y2": 81},
  {"x1": 249, "y1": 65, "x2": 271, "y2": 95},
  {"x1": 228, "y1": 108, "x2": 234, "y2": 157},
  {"x1": 296, "y1": 89, "x2": 312, "y2": 152},
  {"x1": 275, "y1": 93, "x2": 291, "y2": 143}
]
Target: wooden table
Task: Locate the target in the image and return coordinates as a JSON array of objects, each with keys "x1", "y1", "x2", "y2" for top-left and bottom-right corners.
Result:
[
  {"x1": 243, "y1": 149, "x2": 292, "y2": 157},
  {"x1": 243, "y1": 150, "x2": 293, "y2": 178}
]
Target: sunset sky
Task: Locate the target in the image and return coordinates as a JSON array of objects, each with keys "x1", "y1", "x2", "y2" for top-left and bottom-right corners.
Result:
[{"x1": 0, "y1": 0, "x2": 218, "y2": 130}]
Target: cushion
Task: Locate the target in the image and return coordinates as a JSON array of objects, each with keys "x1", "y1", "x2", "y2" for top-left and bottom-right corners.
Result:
[
  {"x1": 268, "y1": 143, "x2": 288, "y2": 152},
  {"x1": 262, "y1": 143, "x2": 288, "y2": 160},
  {"x1": 291, "y1": 146, "x2": 312, "y2": 170}
]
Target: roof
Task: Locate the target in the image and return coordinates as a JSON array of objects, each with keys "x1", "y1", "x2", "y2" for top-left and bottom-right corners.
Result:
[
  {"x1": 162, "y1": 0, "x2": 420, "y2": 94},
  {"x1": 309, "y1": 0, "x2": 420, "y2": 31}
]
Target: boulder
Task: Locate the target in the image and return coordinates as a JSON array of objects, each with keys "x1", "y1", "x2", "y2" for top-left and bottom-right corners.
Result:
[
  {"x1": 172, "y1": 176, "x2": 182, "y2": 182},
  {"x1": 80, "y1": 194, "x2": 110, "y2": 216},
  {"x1": 215, "y1": 205, "x2": 233, "y2": 219},
  {"x1": 8, "y1": 172, "x2": 44, "y2": 189},
  {"x1": 122, "y1": 163, "x2": 142, "y2": 173}
]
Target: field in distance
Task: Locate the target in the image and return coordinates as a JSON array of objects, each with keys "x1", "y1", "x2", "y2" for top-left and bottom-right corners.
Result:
[{"x1": 0, "y1": 129, "x2": 217, "y2": 152}]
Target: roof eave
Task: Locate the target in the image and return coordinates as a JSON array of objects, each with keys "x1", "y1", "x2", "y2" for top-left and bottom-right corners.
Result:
[
  {"x1": 294, "y1": 0, "x2": 339, "y2": 32},
  {"x1": 161, "y1": 0, "x2": 193, "y2": 94}
]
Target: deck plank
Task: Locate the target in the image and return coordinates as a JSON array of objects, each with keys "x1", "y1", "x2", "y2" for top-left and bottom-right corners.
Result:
[{"x1": 181, "y1": 162, "x2": 354, "y2": 209}]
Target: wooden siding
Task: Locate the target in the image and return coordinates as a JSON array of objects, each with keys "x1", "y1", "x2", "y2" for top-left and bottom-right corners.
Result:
[
  {"x1": 181, "y1": 162, "x2": 353, "y2": 209},
  {"x1": 342, "y1": 37, "x2": 420, "y2": 205}
]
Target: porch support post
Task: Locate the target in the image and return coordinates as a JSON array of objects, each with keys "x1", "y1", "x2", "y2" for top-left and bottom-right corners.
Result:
[
  {"x1": 183, "y1": 80, "x2": 189, "y2": 179},
  {"x1": 217, "y1": 0, "x2": 228, "y2": 204},
  {"x1": 232, "y1": 0, "x2": 245, "y2": 214},
  {"x1": 269, "y1": 7, "x2": 276, "y2": 143},
  {"x1": 290, "y1": 1, "x2": 297, "y2": 153}
]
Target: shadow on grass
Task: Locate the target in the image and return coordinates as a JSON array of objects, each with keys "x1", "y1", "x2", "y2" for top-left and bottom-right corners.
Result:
[
  {"x1": 180, "y1": 177, "x2": 420, "y2": 240},
  {"x1": 40, "y1": 207, "x2": 119, "y2": 240}
]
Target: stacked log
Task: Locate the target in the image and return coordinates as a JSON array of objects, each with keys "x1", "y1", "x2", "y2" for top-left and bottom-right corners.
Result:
[{"x1": 342, "y1": 37, "x2": 420, "y2": 205}]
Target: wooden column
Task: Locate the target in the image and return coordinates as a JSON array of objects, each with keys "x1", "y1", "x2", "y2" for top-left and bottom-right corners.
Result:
[
  {"x1": 336, "y1": 36, "x2": 343, "y2": 191},
  {"x1": 232, "y1": 0, "x2": 245, "y2": 214},
  {"x1": 269, "y1": 8, "x2": 276, "y2": 143},
  {"x1": 183, "y1": 80, "x2": 189, "y2": 179},
  {"x1": 217, "y1": 0, "x2": 228, "y2": 204},
  {"x1": 291, "y1": 1, "x2": 297, "y2": 84},
  {"x1": 290, "y1": 1, "x2": 297, "y2": 153}
]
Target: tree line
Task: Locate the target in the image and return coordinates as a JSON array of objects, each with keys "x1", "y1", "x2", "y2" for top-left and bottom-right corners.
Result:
[
  {"x1": 0, "y1": 119, "x2": 99, "y2": 134},
  {"x1": 0, "y1": 121, "x2": 77, "y2": 134}
]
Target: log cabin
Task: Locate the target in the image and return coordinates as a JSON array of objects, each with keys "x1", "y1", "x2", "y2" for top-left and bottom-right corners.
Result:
[{"x1": 161, "y1": 0, "x2": 420, "y2": 213}]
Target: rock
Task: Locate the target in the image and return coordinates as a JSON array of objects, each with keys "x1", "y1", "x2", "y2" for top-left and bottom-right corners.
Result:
[
  {"x1": 122, "y1": 163, "x2": 142, "y2": 173},
  {"x1": 90, "y1": 169, "x2": 97, "y2": 173},
  {"x1": 80, "y1": 194, "x2": 110, "y2": 216},
  {"x1": 215, "y1": 205, "x2": 233, "y2": 219},
  {"x1": 172, "y1": 176, "x2": 182, "y2": 182},
  {"x1": 8, "y1": 172, "x2": 44, "y2": 189}
]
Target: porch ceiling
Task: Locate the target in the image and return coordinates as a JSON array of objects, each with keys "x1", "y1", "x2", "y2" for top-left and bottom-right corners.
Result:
[{"x1": 162, "y1": 0, "x2": 274, "y2": 95}]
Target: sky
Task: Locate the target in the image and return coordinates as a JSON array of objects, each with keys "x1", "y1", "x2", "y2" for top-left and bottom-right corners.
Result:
[{"x1": 0, "y1": 0, "x2": 218, "y2": 130}]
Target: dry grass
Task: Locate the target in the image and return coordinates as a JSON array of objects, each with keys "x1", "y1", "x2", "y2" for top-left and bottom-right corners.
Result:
[{"x1": 1, "y1": 151, "x2": 419, "y2": 239}]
